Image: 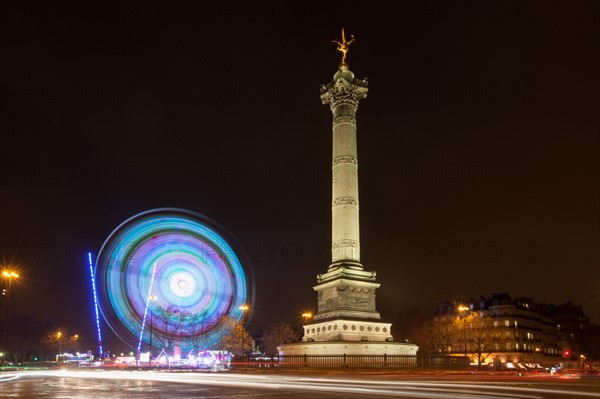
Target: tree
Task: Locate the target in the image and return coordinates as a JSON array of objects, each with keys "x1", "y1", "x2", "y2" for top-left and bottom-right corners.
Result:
[
  {"x1": 392, "y1": 309, "x2": 424, "y2": 343},
  {"x1": 186, "y1": 310, "x2": 208, "y2": 354},
  {"x1": 45, "y1": 328, "x2": 80, "y2": 362},
  {"x1": 422, "y1": 317, "x2": 454, "y2": 355},
  {"x1": 261, "y1": 322, "x2": 300, "y2": 356},
  {"x1": 153, "y1": 305, "x2": 191, "y2": 355},
  {"x1": 217, "y1": 316, "x2": 255, "y2": 357},
  {"x1": 454, "y1": 312, "x2": 501, "y2": 368}
]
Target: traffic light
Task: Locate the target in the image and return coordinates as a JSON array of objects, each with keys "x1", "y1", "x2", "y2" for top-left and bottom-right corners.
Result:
[{"x1": 563, "y1": 350, "x2": 571, "y2": 357}]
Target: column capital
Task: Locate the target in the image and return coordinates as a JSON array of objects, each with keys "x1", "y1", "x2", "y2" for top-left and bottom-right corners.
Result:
[{"x1": 320, "y1": 68, "x2": 368, "y2": 112}]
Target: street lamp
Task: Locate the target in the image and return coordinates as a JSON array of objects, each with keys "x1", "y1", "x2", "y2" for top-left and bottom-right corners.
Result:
[
  {"x1": 302, "y1": 312, "x2": 313, "y2": 325},
  {"x1": 148, "y1": 295, "x2": 157, "y2": 360},
  {"x1": 1, "y1": 269, "x2": 20, "y2": 351},
  {"x1": 56, "y1": 331, "x2": 63, "y2": 363},
  {"x1": 302, "y1": 313, "x2": 313, "y2": 340},
  {"x1": 457, "y1": 305, "x2": 469, "y2": 361},
  {"x1": 55, "y1": 331, "x2": 78, "y2": 364},
  {"x1": 239, "y1": 305, "x2": 249, "y2": 362}
]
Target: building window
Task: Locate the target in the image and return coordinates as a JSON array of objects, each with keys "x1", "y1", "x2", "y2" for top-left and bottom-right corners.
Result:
[
  {"x1": 504, "y1": 320, "x2": 510, "y2": 327},
  {"x1": 494, "y1": 321, "x2": 498, "y2": 328},
  {"x1": 507, "y1": 343, "x2": 513, "y2": 350},
  {"x1": 514, "y1": 320, "x2": 518, "y2": 328}
]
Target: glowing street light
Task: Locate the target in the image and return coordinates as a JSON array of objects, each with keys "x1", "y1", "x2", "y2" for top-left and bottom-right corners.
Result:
[
  {"x1": 239, "y1": 305, "x2": 250, "y2": 362},
  {"x1": 56, "y1": 331, "x2": 63, "y2": 362},
  {"x1": 54, "y1": 331, "x2": 78, "y2": 364},
  {"x1": 148, "y1": 295, "x2": 157, "y2": 359},
  {"x1": 457, "y1": 305, "x2": 470, "y2": 360},
  {"x1": 2, "y1": 269, "x2": 20, "y2": 352},
  {"x1": 302, "y1": 312, "x2": 313, "y2": 325}
]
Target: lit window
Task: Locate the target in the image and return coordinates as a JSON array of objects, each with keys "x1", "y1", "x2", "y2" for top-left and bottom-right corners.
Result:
[
  {"x1": 504, "y1": 320, "x2": 510, "y2": 327},
  {"x1": 514, "y1": 320, "x2": 518, "y2": 327},
  {"x1": 494, "y1": 321, "x2": 498, "y2": 327}
]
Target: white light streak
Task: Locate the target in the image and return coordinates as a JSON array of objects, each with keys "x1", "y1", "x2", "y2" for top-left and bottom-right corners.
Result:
[
  {"x1": 2, "y1": 370, "x2": 597, "y2": 398},
  {"x1": 137, "y1": 262, "x2": 158, "y2": 356}
]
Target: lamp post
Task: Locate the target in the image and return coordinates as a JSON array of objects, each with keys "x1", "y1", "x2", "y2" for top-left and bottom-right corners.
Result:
[
  {"x1": 302, "y1": 312, "x2": 313, "y2": 341},
  {"x1": 56, "y1": 331, "x2": 63, "y2": 363},
  {"x1": 1, "y1": 269, "x2": 19, "y2": 352},
  {"x1": 302, "y1": 312, "x2": 312, "y2": 325},
  {"x1": 458, "y1": 306, "x2": 469, "y2": 362},
  {"x1": 238, "y1": 305, "x2": 249, "y2": 363},
  {"x1": 54, "y1": 331, "x2": 78, "y2": 364},
  {"x1": 148, "y1": 295, "x2": 157, "y2": 361}
]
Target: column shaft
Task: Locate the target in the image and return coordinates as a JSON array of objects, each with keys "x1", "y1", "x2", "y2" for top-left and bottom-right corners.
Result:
[{"x1": 331, "y1": 108, "x2": 360, "y2": 265}]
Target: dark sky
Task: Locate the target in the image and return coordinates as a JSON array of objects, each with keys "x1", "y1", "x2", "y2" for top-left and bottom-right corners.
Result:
[{"x1": 1, "y1": 0, "x2": 598, "y2": 342}]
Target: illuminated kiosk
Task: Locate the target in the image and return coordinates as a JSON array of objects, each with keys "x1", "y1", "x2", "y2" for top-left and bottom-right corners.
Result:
[{"x1": 278, "y1": 32, "x2": 418, "y2": 364}]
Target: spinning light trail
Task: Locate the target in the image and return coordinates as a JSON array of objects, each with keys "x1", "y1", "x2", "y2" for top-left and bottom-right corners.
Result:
[{"x1": 95, "y1": 208, "x2": 252, "y2": 352}]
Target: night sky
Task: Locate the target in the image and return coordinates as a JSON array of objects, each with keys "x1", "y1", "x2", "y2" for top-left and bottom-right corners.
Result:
[{"x1": 1, "y1": 1, "x2": 598, "y2": 343}]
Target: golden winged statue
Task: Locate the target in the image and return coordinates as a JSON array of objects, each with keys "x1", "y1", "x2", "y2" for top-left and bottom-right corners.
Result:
[{"x1": 332, "y1": 28, "x2": 355, "y2": 64}]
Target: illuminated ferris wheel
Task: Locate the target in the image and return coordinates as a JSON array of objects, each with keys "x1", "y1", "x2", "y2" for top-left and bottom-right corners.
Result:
[{"x1": 91, "y1": 208, "x2": 253, "y2": 356}]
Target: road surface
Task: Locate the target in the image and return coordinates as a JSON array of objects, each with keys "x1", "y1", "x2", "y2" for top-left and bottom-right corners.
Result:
[{"x1": 1, "y1": 369, "x2": 598, "y2": 398}]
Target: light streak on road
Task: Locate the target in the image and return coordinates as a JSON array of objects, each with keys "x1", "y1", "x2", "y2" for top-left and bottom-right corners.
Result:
[{"x1": 1, "y1": 370, "x2": 598, "y2": 398}]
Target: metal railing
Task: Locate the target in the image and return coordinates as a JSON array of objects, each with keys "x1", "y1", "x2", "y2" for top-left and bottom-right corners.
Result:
[{"x1": 275, "y1": 354, "x2": 417, "y2": 368}]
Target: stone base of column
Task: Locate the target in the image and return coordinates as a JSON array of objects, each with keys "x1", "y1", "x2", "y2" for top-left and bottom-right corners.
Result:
[
  {"x1": 328, "y1": 260, "x2": 363, "y2": 272},
  {"x1": 278, "y1": 341, "x2": 418, "y2": 358},
  {"x1": 317, "y1": 265, "x2": 376, "y2": 284}
]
